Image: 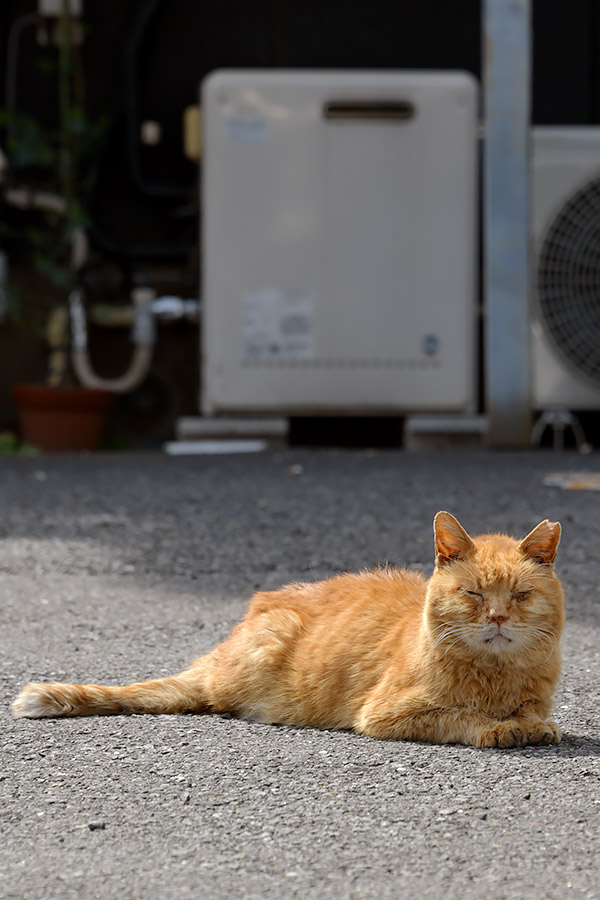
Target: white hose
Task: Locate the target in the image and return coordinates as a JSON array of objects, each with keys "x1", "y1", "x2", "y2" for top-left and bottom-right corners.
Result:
[
  {"x1": 69, "y1": 289, "x2": 156, "y2": 394},
  {"x1": 71, "y1": 345, "x2": 154, "y2": 394}
]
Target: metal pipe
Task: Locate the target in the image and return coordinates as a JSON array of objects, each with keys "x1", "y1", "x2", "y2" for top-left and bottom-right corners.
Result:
[
  {"x1": 483, "y1": 0, "x2": 533, "y2": 446},
  {"x1": 3, "y1": 187, "x2": 67, "y2": 214},
  {"x1": 87, "y1": 296, "x2": 200, "y2": 327}
]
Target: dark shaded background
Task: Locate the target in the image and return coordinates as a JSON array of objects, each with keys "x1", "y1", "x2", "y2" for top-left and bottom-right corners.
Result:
[{"x1": 1, "y1": 0, "x2": 599, "y2": 443}]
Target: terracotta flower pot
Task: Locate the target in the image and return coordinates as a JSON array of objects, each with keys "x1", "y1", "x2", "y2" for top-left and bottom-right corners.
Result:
[{"x1": 13, "y1": 384, "x2": 113, "y2": 452}]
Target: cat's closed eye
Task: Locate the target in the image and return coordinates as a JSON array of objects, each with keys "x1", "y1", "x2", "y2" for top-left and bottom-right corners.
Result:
[
  {"x1": 465, "y1": 590, "x2": 484, "y2": 601},
  {"x1": 512, "y1": 590, "x2": 532, "y2": 602}
]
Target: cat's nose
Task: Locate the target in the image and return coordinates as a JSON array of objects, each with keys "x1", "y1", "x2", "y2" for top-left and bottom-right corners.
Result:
[{"x1": 488, "y1": 611, "x2": 509, "y2": 625}]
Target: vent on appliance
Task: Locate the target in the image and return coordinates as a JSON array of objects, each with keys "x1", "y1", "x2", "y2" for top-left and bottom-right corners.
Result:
[{"x1": 537, "y1": 177, "x2": 600, "y2": 385}]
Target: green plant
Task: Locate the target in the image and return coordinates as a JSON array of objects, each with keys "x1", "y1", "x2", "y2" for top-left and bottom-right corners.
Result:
[
  {"x1": 0, "y1": 2, "x2": 107, "y2": 385},
  {"x1": 0, "y1": 431, "x2": 38, "y2": 456}
]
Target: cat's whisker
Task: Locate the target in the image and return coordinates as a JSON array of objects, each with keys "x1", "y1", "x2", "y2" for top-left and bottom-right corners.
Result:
[
  {"x1": 541, "y1": 639, "x2": 558, "y2": 665},
  {"x1": 527, "y1": 634, "x2": 556, "y2": 661},
  {"x1": 511, "y1": 624, "x2": 558, "y2": 663},
  {"x1": 433, "y1": 623, "x2": 479, "y2": 655},
  {"x1": 433, "y1": 622, "x2": 479, "y2": 634},
  {"x1": 442, "y1": 632, "x2": 475, "y2": 658},
  {"x1": 431, "y1": 622, "x2": 457, "y2": 635},
  {"x1": 526, "y1": 636, "x2": 547, "y2": 656},
  {"x1": 432, "y1": 624, "x2": 473, "y2": 649},
  {"x1": 526, "y1": 630, "x2": 558, "y2": 662},
  {"x1": 521, "y1": 626, "x2": 556, "y2": 644}
]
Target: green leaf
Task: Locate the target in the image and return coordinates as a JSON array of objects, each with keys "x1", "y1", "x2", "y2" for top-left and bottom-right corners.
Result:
[
  {"x1": 1, "y1": 112, "x2": 57, "y2": 169},
  {"x1": 33, "y1": 252, "x2": 73, "y2": 290}
]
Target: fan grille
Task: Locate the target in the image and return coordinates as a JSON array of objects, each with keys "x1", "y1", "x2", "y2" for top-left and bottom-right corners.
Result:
[{"x1": 537, "y1": 178, "x2": 600, "y2": 384}]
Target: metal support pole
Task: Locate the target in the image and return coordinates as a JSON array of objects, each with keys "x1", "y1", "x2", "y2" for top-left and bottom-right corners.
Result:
[{"x1": 483, "y1": 0, "x2": 532, "y2": 446}]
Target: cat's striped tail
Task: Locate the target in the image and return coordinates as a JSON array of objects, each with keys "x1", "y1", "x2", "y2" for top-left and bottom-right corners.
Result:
[{"x1": 11, "y1": 664, "x2": 211, "y2": 719}]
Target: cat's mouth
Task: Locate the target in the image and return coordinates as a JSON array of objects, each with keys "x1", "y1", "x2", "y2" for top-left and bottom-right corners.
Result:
[{"x1": 482, "y1": 627, "x2": 512, "y2": 645}]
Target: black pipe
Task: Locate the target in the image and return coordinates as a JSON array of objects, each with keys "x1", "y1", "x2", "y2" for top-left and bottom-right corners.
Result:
[
  {"x1": 5, "y1": 12, "x2": 39, "y2": 130},
  {"x1": 125, "y1": 0, "x2": 191, "y2": 200},
  {"x1": 84, "y1": 3, "x2": 196, "y2": 261},
  {"x1": 85, "y1": 101, "x2": 195, "y2": 261}
]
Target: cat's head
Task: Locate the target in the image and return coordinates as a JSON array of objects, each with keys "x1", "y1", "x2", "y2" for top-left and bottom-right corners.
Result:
[{"x1": 426, "y1": 511, "x2": 564, "y2": 666}]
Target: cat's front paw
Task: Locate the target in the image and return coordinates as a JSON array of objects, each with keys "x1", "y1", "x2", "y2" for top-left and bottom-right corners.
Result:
[
  {"x1": 525, "y1": 720, "x2": 561, "y2": 745},
  {"x1": 477, "y1": 719, "x2": 561, "y2": 749},
  {"x1": 477, "y1": 721, "x2": 527, "y2": 748}
]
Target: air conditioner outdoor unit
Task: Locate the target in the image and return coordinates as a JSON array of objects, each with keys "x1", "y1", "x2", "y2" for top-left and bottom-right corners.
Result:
[
  {"x1": 201, "y1": 70, "x2": 478, "y2": 415},
  {"x1": 532, "y1": 127, "x2": 600, "y2": 410}
]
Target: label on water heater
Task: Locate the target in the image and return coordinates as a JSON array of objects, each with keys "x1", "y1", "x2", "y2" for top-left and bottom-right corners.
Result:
[
  {"x1": 225, "y1": 116, "x2": 268, "y2": 144},
  {"x1": 243, "y1": 290, "x2": 315, "y2": 361}
]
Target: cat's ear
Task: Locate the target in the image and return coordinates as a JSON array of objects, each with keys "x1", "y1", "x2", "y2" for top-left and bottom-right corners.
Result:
[
  {"x1": 517, "y1": 520, "x2": 561, "y2": 565},
  {"x1": 433, "y1": 511, "x2": 476, "y2": 566}
]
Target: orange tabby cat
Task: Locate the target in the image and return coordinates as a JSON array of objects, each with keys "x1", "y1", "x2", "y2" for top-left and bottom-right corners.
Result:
[{"x1": 12, "y1": 512, "x2": 564, "y2": 748}]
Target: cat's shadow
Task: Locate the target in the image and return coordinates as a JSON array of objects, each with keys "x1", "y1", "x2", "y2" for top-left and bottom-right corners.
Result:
[{"x1": 505, "y1": 733, "x2": 600, "y2": 758}]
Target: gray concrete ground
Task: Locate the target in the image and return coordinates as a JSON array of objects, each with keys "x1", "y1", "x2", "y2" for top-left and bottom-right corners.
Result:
[{"x1": 2, "y1": 448, "x2": 600, "y2": 900}]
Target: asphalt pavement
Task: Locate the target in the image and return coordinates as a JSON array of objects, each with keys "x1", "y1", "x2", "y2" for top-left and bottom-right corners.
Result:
[{"x1": 2, "y1": 448, "x2": 600, "y2": 900}]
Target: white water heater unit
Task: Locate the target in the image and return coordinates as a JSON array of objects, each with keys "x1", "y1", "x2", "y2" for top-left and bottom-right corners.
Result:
[{"x1": 201, "y1": 70, "x2": 478, "y2": 415}]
